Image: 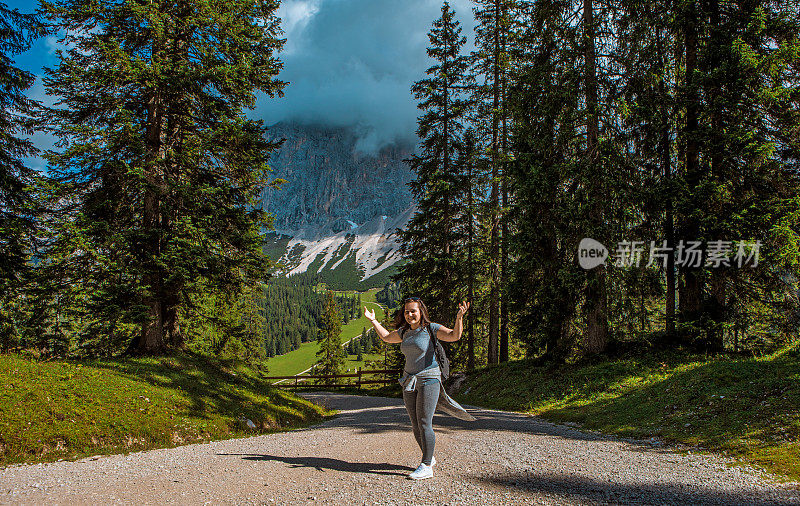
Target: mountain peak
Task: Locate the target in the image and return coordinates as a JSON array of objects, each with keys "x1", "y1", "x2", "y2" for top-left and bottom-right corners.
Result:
[{"x1": 261, "y1": 121, "x2": 414, "y2": 286}]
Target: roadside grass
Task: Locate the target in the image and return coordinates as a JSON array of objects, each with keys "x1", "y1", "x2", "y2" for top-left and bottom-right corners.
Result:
[
  {"x1": 455, "y1": 346, "x2": 800, "y2": 481},
  {"x1": 0, "y1": 353, "x2": 331, "y2": 467}
]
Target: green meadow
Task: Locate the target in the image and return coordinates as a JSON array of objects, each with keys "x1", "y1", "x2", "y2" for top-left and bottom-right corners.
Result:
[{"x1": 264, "y1": 288, "x2": 389, "y2": 379}]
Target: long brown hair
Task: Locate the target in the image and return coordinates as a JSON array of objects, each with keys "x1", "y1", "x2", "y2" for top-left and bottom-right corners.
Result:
[{"x1": 393, "y1": 298, "x2": 432, "y2": 333}]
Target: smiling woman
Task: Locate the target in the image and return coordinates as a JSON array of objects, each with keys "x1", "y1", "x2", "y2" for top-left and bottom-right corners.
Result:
[{"x1": 364, "y1": 297, "x2": 474, "y2": 480}]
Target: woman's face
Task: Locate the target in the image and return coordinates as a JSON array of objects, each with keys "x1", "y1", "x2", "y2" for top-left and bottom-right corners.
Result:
[{"x1": 404, "y1": 301, "x2": 422, "y2": 327}]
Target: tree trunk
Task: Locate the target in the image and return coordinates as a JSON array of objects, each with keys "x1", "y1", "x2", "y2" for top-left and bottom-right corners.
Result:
[
  {"x1": 705, "y1": 0, "x2": 725, "y2": 354},
  {"x1": 582, "y1": 0, "x2": 608, "y2": 355},
  {"x1": 499, "y1": 7, "x2": 510, "y2": 363},
  {"x1": 443, "y1": 56, "x2": 451, "y2": 281},
  {"x1": 487, "y1": 0, "x2": 502, "y2": 365},
  {"x1": 707, "y1": 271, "x2": 726, "y2": 353},
  {"x1": 138, "y1": 83, "x2": 166, "y2": 354},
  {"x1": 467, "y1": 156, "x2": 476, "y2": 370},
  {"x1": 500, "y1": 168, "x2": 509, "y2": 362},
  {"x1": 657, "y1": 30, "x2": 677, "y2": 344},
  {"x1": 159, "y1": 32, "x2": 188, "y2": 350},
  {"x1": 679, "y1": 0, "x2": 703, "y2": 338}
]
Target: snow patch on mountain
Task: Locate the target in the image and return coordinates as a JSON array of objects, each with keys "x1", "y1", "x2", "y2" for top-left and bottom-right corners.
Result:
[{"x1": 276, "y1": 207, "x2": 412, "y2": 281}]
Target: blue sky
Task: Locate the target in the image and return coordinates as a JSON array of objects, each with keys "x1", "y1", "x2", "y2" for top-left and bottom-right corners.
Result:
[{"x1": 6, "y1": 0, "x2": 475, "y2": 158}]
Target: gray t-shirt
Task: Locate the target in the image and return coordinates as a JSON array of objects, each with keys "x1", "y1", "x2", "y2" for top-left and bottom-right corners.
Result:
[{"x1": 400, "y1": 323, "x2": 442, "y2": 374}]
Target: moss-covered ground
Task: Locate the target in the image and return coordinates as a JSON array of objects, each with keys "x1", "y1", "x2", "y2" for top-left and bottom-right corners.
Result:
[{"x1": 0, "y1": 353, "x2": 331, "y2": 466}]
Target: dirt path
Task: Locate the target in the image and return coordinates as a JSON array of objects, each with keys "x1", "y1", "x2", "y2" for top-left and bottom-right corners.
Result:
[{"x1": 1, "y1": 392, "x2": 798, "y2": 505}]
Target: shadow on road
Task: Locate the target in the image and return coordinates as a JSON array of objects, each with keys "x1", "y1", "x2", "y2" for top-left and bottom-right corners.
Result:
[
  {"x1": 216, "y1": 453, "x2": 413, "y2": 477},
  {"x1": 478, "y1": 471, "x2": 800, "y2": 506},
  {"x1": 297, "y1": 391, "x2": 652, "y2": 447},
  {"x1": 295, "y1": 391, "x2": 747, "y2": 459}
]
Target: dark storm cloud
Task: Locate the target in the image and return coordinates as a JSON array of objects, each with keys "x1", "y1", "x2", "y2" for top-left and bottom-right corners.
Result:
[{"x1": 256, "y1": 0, "x2": 475, "y2": 152}]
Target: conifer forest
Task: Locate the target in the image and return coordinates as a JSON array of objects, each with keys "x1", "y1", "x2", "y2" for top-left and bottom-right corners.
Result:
[
  {"x1": 0, "y1": 0, "x2": 799, "y2": 373},
  {"x1": 398, "y1": 0, "x2": 800, "y2": 369}
]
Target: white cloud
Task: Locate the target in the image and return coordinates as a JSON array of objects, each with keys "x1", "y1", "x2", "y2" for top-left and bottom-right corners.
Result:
[
  {"x1": 44, "y1": 35, "x2": 61, "y2": 55},
  {"x1": 277, "y1": 0, "x2": 322, "y2": 54}
]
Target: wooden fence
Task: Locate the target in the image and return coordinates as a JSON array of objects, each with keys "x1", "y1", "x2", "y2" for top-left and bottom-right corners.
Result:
[{"x1": 264, "y1": 368, "x2": 401, "y2": 391}]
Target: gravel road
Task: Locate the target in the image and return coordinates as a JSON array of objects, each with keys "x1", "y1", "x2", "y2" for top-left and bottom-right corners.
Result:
[{"x1": 2, "y1": 392, "x2": 798, "y2": 505}]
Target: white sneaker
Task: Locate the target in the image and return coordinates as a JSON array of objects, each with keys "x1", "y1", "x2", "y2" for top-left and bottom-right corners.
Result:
[
  {"x1": 408, "y1": 463, "x2": 433, "y2": 480},
  {"x1": 431, "y1": 456, "x2": 436, "y2": 467}
]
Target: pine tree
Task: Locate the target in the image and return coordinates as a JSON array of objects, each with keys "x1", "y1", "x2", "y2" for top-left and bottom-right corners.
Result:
[
  {"x1": 40, "y1": 0, "x2": 286, "y2": 354},
  {"x1": 507, "y1": 0, "x2": 597, "y2": 360},
  {"x1": 611, "y1": 0, "x2": 680, "y2": 346},
  {"x1": 370, "y1": 327, "x2": 380, "y2": 352},
  {"x1": 0, "y1": 3, "x2": 45, "y2": 350},
  {"x1": 507, "y1": 0, "x2": 800, "y2": 358},
  {"x1": 580, "y1": 0, "x2": 609, "y2": 355},
  {"x1": 399, "y1": 1, "x2": 472, "y2": 334},
  {"x1": 315, "y1": 290, "x2": 343, "y2": 380},
  {"x1": 355, "y1": 338, "x2": 362, "y2": 361},
  {"x1": 456, "y1": 128, "x2": 482, "y2": 369},
  {"x1": 678, "y1": 0, "x2": 800, "y2": 350},
  {"x1": 471, "y1": 0, "x2": 516, "y2": 364},
  {"x1": 385, "y1": 307, "x2": 405, "y2": 374}
]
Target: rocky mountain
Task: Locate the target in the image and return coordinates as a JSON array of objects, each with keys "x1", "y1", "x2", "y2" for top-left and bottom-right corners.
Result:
[{"x1": 260, "y1": 121, "x2": 415, "y2": 288}]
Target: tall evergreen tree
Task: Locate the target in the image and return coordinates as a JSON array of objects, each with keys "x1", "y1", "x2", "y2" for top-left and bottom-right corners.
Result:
[
  {"x1": 508, "y1": 0, "x2": 800, "y2": 359},
  {"x1": 508, "y1": 0, "x2": 621, "y2": 360},
  {"x1": 580, "y1": 0, "x2": 610, "y2": 355},
  {"x1": 0, "y1": 3, "x2": 44, "y2": 349},
  {"x1": 40, "y1": 0, "x2": 286, "y2": 354},
  {"x1": 676, "y1": 0, "x2": 704, "y2": 339},
  {"x1": 472, "y1": 0, "x2": 516, "y2": 364},
  {"x1": 612, "y1": 0, "x2": 680, "y2": 346},
  {"x1": 315, "y1": 290, "x2": 343, "y2": 380},
  {"x1": 677, "y1": 0, "x2": 800, "y2": 350},
  {"x1": 457, "y1": 128, "x2": 481, "y2": 369},
  {"x1": 398, "y1": 1, "x2": 472, "y2": 339}
]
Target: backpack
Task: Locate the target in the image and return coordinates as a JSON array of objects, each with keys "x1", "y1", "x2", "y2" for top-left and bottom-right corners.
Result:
[{"x1": 400, "y1": 323, "x2": 450, "y2": 380}]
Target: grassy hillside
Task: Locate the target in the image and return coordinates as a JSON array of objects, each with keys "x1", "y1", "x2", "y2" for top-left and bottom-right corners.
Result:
[
  {"x1": 314, "y1": 252, "x2": 401, "y2": 291},
  {"x1": 0, "y1": 353, "x2": 330, "y2": 466},
  {"x1": 264, "y1": 288, "x2": 387, "y2": 379},
  {"x1": 265, "y1": 340, "x2": 322, "y2": 377},
  {"x1": 262, "y1": 232, "x2": 293, "y2": 266},
  {"x1": 454, "y1": 346, "x2": 800, "y2": 481},
  {"x1": 343, "y1": 352, "x2": 384, "y2": 372}
]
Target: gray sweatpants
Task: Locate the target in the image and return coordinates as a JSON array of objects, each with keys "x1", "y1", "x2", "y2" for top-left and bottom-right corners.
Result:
[{"x1": 402, "y1": 377, "x2": 440, "y2": 466}]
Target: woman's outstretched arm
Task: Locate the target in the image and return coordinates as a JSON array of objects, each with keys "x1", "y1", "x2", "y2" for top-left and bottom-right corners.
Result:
[
  {"x1": 365, "y1": 306, "x2": 402, "y2": 343},
  {"x1": 436, "y1": 300, "x2": 470, "y2": 342}
]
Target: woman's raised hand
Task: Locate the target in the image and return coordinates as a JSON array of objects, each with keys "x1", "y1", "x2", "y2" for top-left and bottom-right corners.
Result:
[
  {"x1": 456, "y1": 300, "x2": 471, "y2": 319},
  {"x1": 364, "y1": 306, "x2": 376, "y2": 321}
]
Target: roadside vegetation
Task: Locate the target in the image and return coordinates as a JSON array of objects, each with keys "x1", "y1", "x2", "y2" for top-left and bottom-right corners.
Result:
[
  {"x1": 0, "y1": 353, "x2": 330, "y2": 466},
  {"x1": 455, "y1": 346, "x2": 800, "y2": 481}
]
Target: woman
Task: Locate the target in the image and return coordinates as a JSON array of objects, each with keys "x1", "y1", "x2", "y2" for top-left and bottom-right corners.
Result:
[{"x1": 364, "y1": 297, "x2": 475, "y2": 480}]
